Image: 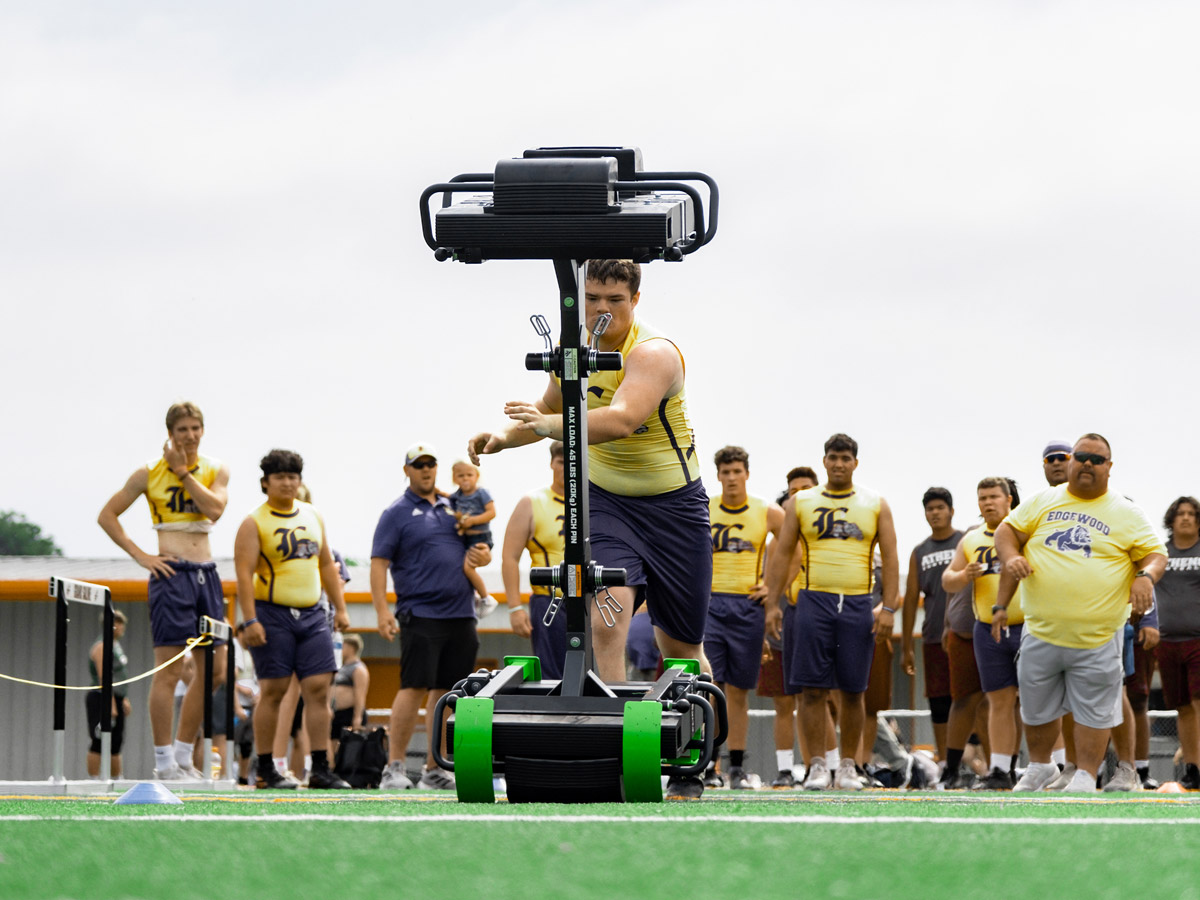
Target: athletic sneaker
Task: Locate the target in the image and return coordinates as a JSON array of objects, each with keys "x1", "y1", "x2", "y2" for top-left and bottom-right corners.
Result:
[
  {"x1": 727, "y1": 767, "x2": 757, "y2": 790},
  {"x1": 154, "y1": 764, "x2": 201, "y2": 782},
  {"x1": 833, "y1": 759, "x2": 864, "y2": 791},
  {"x1": 1137, "y1": 767, "x2": 1159, "y2": 790},
  {"x1": 971, "y1": 767, "x2": 1014, "y2": 791},
  {"x1": 1013, "y1": 762, "x2": 1060, "y2": 792},
  {"x1": 1046, "y1": 763, "x2": 1076, "y2": 791},
  {"x1": 804, "y1": 757, "x2": 831, "y2": 791},
  {"x1": 1181, "y1": 763, "x2": 1200, "y2": 791},
  {"x1": 492, "y1": 775, "x2": 507, "y2": 793},
  {"x1": 1102, "y1": 761, "x2": 1141, "y2": 792},
  {"x1": 476, "y1": 594, "x2": 499, "y2": 618},
  {"x1": 419, "y1": 765, "x2": 456, "y2": 790},
  {"x1": 771, "y1": 769, "x2": 796, "y2": 789},
  {"x1": 380, "y1": 760, "x2": 415, "y2": 790},
  {"x1": 665, "y1": 776, "x2": 705, "y2": 799},
  {"x1": 255, "y1": 767, "x2": 301, "y2": 790},
  {"x1": 1064, "y1": 768, "x2": 1097, "y2": 793},
  {"x1": 702, "y1": 765, "x2": 725, "y2": 788},
  {"x1": 308, "y1": 768, "x2": 351, "y2": 789}
]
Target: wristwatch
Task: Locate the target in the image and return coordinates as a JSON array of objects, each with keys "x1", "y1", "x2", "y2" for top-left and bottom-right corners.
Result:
[
  {"x1": 1135, "y1": 570, "x2": 1151, "y2": 579},
  {"x1": 991, "y1": 605, "x2": 1007, "y2": 615}
]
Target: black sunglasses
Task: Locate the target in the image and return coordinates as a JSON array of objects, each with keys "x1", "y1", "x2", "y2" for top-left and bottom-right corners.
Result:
[
  {"x1": 1043, "y1": 453, "x2": 1069, "y2": 464},
  {"x1": 1073, "y1": 451, "x2": 1109, "y2": 465},
  {"x1": 408, "y1": 459, "x2": 436, "y2": 470}
]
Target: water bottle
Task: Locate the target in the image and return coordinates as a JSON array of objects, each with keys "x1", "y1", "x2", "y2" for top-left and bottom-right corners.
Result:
[{"x1": 333, "y1": 630, "x2": 344, "y2": 669}]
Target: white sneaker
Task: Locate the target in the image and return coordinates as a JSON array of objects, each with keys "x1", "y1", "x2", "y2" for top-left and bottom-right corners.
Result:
[
  {"x1": 1013, "y1": 762, "x2": 1060, "y2": 792},
  {"x1": 492, "y1": 775, "x2": 507, "y2": 793},
  {"x1": 476, "y1": 594, "x2": 499, "y2": 618},
  {"x1": 1045, "y1": 763, "x2": 1075, "y2": 791},
  {"x1": 1103, "y1": 761, "x2": 1142, "y2": 792},
  {"x1": 791, "y1": 763, "x2": 807, "y2": 783},
  {"x1": 803, "y1": 757, "x2": 831, "y2": 791},
  {"x1": 380, "y1": 760, "x2": 414, "y2": 790},
  {"x1": 153, "y1": 764, "x2": 190, "y2": 782},
  {"x1": 833, "y1": 759, "x2": 865, "y2": 791},
  {"x1": 419, "y1": 765, "x2": 456, "y2": 790},
  {"x1": 1064, "y1": 768, "x2": 1098, "y2": 793}
]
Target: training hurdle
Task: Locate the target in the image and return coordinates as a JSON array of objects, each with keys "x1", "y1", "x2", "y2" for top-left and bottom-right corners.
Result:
[{"x1": 198, "y1": 614, "x2": 237, "y2": 789}]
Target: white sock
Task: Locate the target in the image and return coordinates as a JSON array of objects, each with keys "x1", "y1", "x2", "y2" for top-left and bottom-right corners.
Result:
[
  {"x1": 990, "y1": 753, "x2": 1010, "y2": 773},
  {"x1": 776, "y1": 750, "x2": 794, "y2": 772},
  {"x1": 1051, "y1": 748, "x2": 1067, "y2": 766},
  {"x1": 273, "y1": 756, "x2": 288, "y2": 773},
  {"x1": 1027, "y1": 761, "x2": 1058, "y2": 776},
  {"x1": 303, "y1": 754, "x2": 312, "y2": 775},
  {"x1": 154, "y1": 745, "x2": 174, "y2": 771},
  {"x1": 173, "y1": 740, "x2": 194, "y2": 768},
  {"x1": 825, "y1": 749, "x2": 841, "y2": 768},
  {"x1": 1136, "y1": 759, "x2": 1149, "y2": 770}
]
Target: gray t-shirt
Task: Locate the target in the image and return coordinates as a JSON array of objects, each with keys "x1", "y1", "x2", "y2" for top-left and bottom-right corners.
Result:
[
  {"x1": 912, "y1": 531, "x2": 962, "y2": 643},
  {"x1": 1158, "y1": 539, "x2": 1200, "y2": 640},
  {"x1": 943, "y1": 524, "x2": 979, "y2": 637}
]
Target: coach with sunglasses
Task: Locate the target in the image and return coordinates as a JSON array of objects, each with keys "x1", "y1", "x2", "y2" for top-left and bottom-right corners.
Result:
[
  {"x1": 369, "y1": 443, "x2": 488, "y2": 790},
  {"x1": 991, "y1": 433, "x2": 1167, "y2": 792}
]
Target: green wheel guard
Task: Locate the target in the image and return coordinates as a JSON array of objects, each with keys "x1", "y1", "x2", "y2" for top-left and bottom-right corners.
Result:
[
  {"x1": 452, "y1": 697, "x2": 495, "y2": 803},
  {"x1": 622, "y1": 701, "x2": 664, "y2": 802}
]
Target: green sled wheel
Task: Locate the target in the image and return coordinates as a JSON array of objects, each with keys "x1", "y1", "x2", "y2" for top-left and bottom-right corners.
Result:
[
  {"x1": 623, "y1": 700, "x2": 664, "y2": 802},
  {"x1": 452, "y1": 697, "x2": 495, "y2": 803}
]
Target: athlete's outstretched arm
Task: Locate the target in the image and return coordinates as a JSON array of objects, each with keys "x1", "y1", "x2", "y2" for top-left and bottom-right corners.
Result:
[
  {"x1": 467, "y1": 378, "x2": 564, "y2": 464},
  {"x1": 501, "y1": 495, "x2": 535, "y2": 639}
]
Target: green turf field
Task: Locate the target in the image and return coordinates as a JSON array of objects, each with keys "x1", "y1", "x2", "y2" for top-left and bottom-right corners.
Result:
[{"x1": 4, "y1": 791, "x2": 1200, "y2": 900}]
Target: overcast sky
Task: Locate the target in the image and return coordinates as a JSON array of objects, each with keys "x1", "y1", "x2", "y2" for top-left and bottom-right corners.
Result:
[{"x1": 3, "y1": 1, "x2": 1198, "y2": 575}]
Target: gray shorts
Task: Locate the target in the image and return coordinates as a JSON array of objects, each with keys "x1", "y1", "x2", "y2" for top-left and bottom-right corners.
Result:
[{"x1": 1017, "y1": 630, "x2": 1125, "y2": 730}]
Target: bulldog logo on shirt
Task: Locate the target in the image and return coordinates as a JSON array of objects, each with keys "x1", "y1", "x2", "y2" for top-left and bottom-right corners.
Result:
[{"x1": 1046, "y1": 525, "x2": 1093, "y2": 558}]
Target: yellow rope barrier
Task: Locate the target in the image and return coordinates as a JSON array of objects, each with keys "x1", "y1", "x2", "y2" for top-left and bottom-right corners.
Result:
[{"x1": 0, "y1": 635, "x2": 214, "y2": 691}]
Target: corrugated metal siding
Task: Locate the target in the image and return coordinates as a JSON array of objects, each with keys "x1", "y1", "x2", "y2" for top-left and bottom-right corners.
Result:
[{"x1": 1, "y1": 601, "x2": 154, "y2": 780}]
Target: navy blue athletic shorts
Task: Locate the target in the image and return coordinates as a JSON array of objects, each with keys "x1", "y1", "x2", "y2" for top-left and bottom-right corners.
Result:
[
  {"x1": 704, "y1": 592, "x2": 766, "y2": 689},
  {"x1": 589, "y1": 480, "x2": 711, "y2": 645},
  {"x1": 147, "y1": 560, "x2": 225, "y2": 647},
  {"x1": 248, "y1": 602, "x2": 336, "y2": 681},
  {"x1": 973, "y1": 620, "x2": 1022, "y2": 692},
  {"x1": 783, "y1": 590, "x2": 875, "y2": 693},
  {"x1": 529, "y1": 593, "x2": 567, "y2": 680}
]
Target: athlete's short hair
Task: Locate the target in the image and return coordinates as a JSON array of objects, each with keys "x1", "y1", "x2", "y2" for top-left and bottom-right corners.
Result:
[
  {"x1": 343, "y1": 633, "x2": 363, "y2": 654},
  {"x1": 977, "y1": 476, "x2": 1020, "y2": 509},
  {"x1": 786, "y1": 466, "x2": 818, "y2": 485},
  {"x1": 1076, "y1": 432, "x2": 1112, "y2": 455},
  {"x1": 549, "y1": 441, "x2": 564, "y2": 461},
  {"x1": 1165, "y1": 496, "x2": 1200, "y2": 536},
  {"x1": 585, "y1": 259, "x2": 641, "y2": 295},
  {"x1": 165, "y1": 401, "x2": 204, "y2": 431},
  {"x1": 823, "y1": 433, "x2": 858, "y2": 457},
  {"x1": 296, "y1": 484, "x2": 312, "y2": 503},
  {"x1": 103, "y1": 609, "x2": 128, "y2": 626},
  {"x1": 714, "y1": 445, "x2": 749, "y2": 470},
  {"x1": 922, "y1": 487, "x2": 953, "y2": 509},
  {"x1": 259, "y1": 449, "x2": 303, "y2": 493}
]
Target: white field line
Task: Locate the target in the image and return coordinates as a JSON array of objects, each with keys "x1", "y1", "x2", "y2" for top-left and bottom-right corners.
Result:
[{"x1": 3, "y1": 813, "x2": 1200, "y2": 826}]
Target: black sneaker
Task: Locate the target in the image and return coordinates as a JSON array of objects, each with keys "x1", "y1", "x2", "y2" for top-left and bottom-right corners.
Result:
[
  {"x1": 771, "y1": 769, "x2": 796, "y2": 789},
  {"x1": 308, "y1": 768, "x2": 351, "y2": 789},
  {"x1": 971, "y1": 767, "x2": 1014, "y2": 791},
  {"x1": 1137, "y1": 766, "x2": 1159, "y2": 791},
  {"x1": 702, "y1": 765, "x2": 724, "y2": 788},
  {"x1": 1182, "y1": 763, "x2": 1200, "y2": 791},
  {"x1": 666, "y1": 776, "x2": 705, "y2": 799},
  {"x1": 256, "y1": 767, "x2": 300, "y2": 790},
  {"x1": 727, "y1": 767, "x2": 757, "y2": 790}
]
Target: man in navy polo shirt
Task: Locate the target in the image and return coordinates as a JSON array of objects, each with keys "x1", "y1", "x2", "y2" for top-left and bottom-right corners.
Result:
[{"x1": 371, "y1": 443, "x2": 490, "y2": 790}]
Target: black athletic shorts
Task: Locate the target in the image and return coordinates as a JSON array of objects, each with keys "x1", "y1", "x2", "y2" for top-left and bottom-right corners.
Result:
[
  {"x1": 86, "y1": 691, "x2": 125, "y2": 754},
  {"x1": 399, "y1": 614, "x2": 478, "y2": 690}
]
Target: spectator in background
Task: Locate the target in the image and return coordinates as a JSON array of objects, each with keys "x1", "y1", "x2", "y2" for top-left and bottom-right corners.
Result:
[
  {"x1": 1155, "y1": 496, "x2": 1200, "y2": 790},
  {"x1": 331, "y1": 633, "x2": 370, "y2": 759},
  {"x1": 85, "y1": 610, "x2": 131, "y2": 778}
]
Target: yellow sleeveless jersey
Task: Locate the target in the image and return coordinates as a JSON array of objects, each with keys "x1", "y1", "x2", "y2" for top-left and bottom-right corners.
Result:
[
  {"x1": 576, "y1": 318, "x2": 699, "y2": 496},
  {"x1": 794, "y1": 485, "x2": 880, "y2": 595},
  {"x1": 251, "y1": 501, "x2": 323, "y2": 608},
  {"x1": 145, "y1": 454, "x2": 221, "y2": 532},
  {"x1": 526, "y1": 487, "x2": 566, "y2": 581},
  {"x1": 961, "y1": 527, "x2": 1024, "y2": 625},
  {"x1": 710, "y1": 495, "x2": 770, "y2": 595}
]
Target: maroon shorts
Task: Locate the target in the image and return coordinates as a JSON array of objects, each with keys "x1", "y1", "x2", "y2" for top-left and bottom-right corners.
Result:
[
  {"x1": 1155, "y1": 638, "x2": 1200, "y2": 709},
  {"x1": 922, "y1": 641, "x2": 951, "y2": 699},
  {"x1": 946, "y1": 631, "x2": 982, "y2": 701},
  {"x1": 864, "y1": 636, "x2": 894, "y2": 715},
  {"x1": 758, "y1": 646, "x2": 792, "y2": 698},
  {"x1": 1124, "y1": 641, "x2": 1156, "y2": 699}
]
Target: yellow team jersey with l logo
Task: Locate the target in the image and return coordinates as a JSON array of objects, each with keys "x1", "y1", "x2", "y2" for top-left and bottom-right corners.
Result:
[
  {"x1": 145, "y1": 454, "x2": 221, "y2": 532},
  {"x1": 710, "y1": 495, "x2": 770, "y2": 595},
  {"x1": 577, "y1": 318, "x2": 700, "y2": 496},
  {"x1": 793, "y1": 485, "x2": 880, "y2": 595},
  {"x1": 251, "y1": 501, "x2": 323, "y2": 608},
  {"x1": 527, "y1": 487, "x2": 566, "y2": 576},
  {"x1": 961, "y1": 527, "x2": 1024, "y2": 625}
]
